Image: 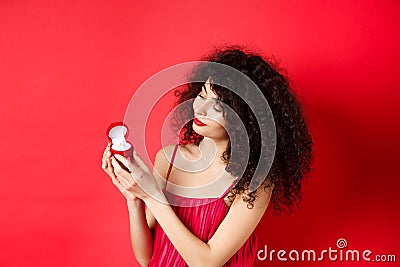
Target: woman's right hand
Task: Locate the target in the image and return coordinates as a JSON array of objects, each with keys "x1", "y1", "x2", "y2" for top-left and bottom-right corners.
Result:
[{"x1": 101, "y1": 143, "x2": 141, "y2": 204}]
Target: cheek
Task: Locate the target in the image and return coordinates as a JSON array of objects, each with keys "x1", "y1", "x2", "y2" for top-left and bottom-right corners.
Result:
[
  {"x1": 207, "y1": 109, "x2": 227, "y2": 126},
  {"x1": 192, "y1": 97, "x2": 202, "y2": 111},
  {"x1": 192, "y1": 98, "x2": 227, "y2": 126}
]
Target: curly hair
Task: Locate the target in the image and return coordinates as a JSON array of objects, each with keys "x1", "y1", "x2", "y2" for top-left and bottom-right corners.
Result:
[{"x1": 172, "y1": 45, "x2": 313, "y2": 213}]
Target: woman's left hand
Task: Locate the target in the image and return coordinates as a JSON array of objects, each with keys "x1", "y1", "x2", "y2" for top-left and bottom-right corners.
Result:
[{"x1": 110, "y1": 151, "x2": 166, "y2": 204}]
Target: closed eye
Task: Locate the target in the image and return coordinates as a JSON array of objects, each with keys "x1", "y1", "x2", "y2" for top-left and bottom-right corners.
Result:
[{"x1": 213, "y1": 105, "x2": 223, "y2": 112}]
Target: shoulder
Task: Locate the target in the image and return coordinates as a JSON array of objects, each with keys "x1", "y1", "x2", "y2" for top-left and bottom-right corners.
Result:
[
  {"x1": 225, "y1": 180, "x2": 273, "y2": 208},
  {"x1": 222, "y1": 183, "x2": 273, "y2": 235},
  {"x1": 153, "y1": 143, "x2": 201, "y2": 180},
  {"x1": 155, "y1": 144, "x2": 178, "y2": 160},
  {"x1": 244, "y1": 181, "x2": 273, "y2": 208},
  {"x1": 207, "y1": 180, "x2": 272, "y2": 265},
  {"x1": 155, "y1": 143, "x2": 198, "y2": 164},
  {"x1": 153, "y1": 144, "x2": 176, "y2": 179},
  {"x1": 177, "y1": 143, "x2": 200, "y2": 160}
]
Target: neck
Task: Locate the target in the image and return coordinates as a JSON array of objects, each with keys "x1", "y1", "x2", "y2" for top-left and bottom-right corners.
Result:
[{"x1": 199, "y1": 137, "x2": 229, "y2": 165}]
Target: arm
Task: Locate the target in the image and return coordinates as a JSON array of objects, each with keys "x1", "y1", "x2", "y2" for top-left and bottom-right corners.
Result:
[
  {"x1": 127, "y1": 200, "x2": 153, "y2": 267},
  {"x1": 111, "y1": 147, "x2": 272, "y2": 267},
  {"x1": 144, "y1": 184, "x2": 271, "y2": 267},
  {"x1": 126, "y1": 145, "x2": 173, "y2": 266},
  {"x1": 101, "y1": 143, "x2": 153, "y2": 267},
  {"x1": 142, "y1": 145, "x2": 173, "y2": 230}
]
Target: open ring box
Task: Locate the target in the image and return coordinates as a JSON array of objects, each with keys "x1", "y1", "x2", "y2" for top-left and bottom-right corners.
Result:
[{"x1": 106, "y1": 121, "x2": 134, "y2": 172}]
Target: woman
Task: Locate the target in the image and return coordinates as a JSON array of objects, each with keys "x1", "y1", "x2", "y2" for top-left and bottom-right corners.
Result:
[{"x1": 101, "y1": 46, "x2": 313, "y2": 266}]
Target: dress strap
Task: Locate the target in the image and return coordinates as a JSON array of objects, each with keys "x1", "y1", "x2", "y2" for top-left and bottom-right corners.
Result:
[{"x1": 165, "y1": 144, "x2": 179, "y2": 183}]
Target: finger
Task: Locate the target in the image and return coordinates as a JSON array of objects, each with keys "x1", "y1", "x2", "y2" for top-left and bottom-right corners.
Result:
[
  {"x1": 102, "y1": 142, "x2": 111, "y2": 159},
  {"x1": 104, "y1": 144, "x2": 112, "y2": 160},
  {"x1": 114, "y1": 154, "x2": 135, "y2": 173},
  {"x1": 109, "y1": 172, "x2": 119, "y2": 184},
  {"x1": 114, "y1": 154, "x2": 144, "y2": 183},
  {"x1": 105, "y1": 160, "x2": 124, "y2": 190},
  {"x1": 102, "y1": 149, "x2": 112, "y2": 170},
  {"x1": 102, "y1": 150, "x2": 114, "y2": 173},
  {"x1": 106, "y1": 159, "x2": 117, "y2": 179},
  {"x1": 102, "y1": 157, "x2": 108, "y2": 170},
  {"x1": 131, "y1": 150, "x2": 151, "y2": 173},
  {"x1": 111, "y1": 157, "x2": 136, "y2": 186},
  {"x1": 111, "y1": 175, "x2": 131, "y2": 196},
  {"x1": 111, "y1": 174, "x2": 123, "y2": 187},
  {"x1": 115, "y1": 173, "x2": 129, "y2": 188},
  {"x1": 102, "y1": 144, "x2": 108, "y2": 159}
]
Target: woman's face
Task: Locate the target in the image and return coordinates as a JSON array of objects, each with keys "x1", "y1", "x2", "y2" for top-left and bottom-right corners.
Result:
[{"x1": 192, "y1": 79, "x2": 228, "y2": 140}]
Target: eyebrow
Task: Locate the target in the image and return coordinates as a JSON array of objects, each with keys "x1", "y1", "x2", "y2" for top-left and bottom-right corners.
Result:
[{"x1": 201, "y1": 85, "x2": 221, "y2": 104}]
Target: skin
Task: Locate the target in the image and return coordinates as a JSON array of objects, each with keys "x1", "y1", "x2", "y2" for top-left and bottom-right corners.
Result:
[{"x1": 101, "y1": 80, "x2": 273, "y2": 267}]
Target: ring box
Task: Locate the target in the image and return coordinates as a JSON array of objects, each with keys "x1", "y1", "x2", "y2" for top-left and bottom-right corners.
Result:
[{"x1": 106, "y1": 122, "x2": 134, "y2": 171}]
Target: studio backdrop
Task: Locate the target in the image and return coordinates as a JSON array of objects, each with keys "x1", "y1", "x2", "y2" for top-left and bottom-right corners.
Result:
[{"x1": 0, "y1": 1, "x2": 398, "y2": 266}]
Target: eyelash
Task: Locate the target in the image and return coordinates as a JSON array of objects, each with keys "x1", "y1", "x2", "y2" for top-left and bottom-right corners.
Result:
[
  {"x1": 196, "y1": 94, "x2": 223, "y2": 112},
  {"x1": 214, "y1": 106, "x2": 223, "y2": 113}
]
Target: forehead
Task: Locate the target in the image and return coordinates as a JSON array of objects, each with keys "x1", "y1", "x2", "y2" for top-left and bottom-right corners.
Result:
[{"x1": 203, "y1": 78, "x2": 218, "y2": 98}]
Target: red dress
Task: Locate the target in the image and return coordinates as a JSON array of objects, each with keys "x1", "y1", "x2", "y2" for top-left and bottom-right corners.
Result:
[{"x1": 148, "y1": 145, "x2": 258, "y2": 266}]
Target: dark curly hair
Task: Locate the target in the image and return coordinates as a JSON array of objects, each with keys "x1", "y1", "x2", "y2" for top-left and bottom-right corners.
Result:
[{"x1": 172, "y1": 45, "x2": 313, "y2": 213}]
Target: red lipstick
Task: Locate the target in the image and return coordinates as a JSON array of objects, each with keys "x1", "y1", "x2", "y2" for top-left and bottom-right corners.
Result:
[{"x1": 193, "y1": 117, "x2": 207, "y2": 126}]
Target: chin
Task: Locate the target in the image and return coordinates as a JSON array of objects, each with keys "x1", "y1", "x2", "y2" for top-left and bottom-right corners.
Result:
[
  {"x1": 193, "y1": 123, "x2": 227, "y2": 140},
  {"x1": 195, "y1": 123, "x2": 218, "y2": 138},
  {"x1": 192, "y1": 123, "x2": 206, "y2": 135}
]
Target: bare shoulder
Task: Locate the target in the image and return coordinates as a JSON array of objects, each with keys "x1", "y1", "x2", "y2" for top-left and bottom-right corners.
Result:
[
  {"x1": 207, "y1": 180, "x2": 273, "y2": 265},
  {"x1": 153, "y1": 144, "x2": 177, "y2": 179},
  {"x1": 180, "y1": 143, "x2": 197, "y2": 152},
  {"x1": 177, "y1": 143, "x2": 200, "y2": 160},
  {"x1": 153, "y1": 143, "x2": 201, "y2": 180},
  {"x1": 245, "y1": 181, "x2": 273, "y2": 208},
  {"x1": 226, "y1": 180, "x2": 273, "y2": 209}
]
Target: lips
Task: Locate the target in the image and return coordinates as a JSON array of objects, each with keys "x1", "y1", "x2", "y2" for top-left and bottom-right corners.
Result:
[{"x1": 193, "y1": 117, "x2": 207, "y2": 126}]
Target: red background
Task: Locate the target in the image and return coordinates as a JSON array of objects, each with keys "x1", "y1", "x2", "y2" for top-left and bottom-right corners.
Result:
[{"x1": 1, "y1": 1, "x2": 399, "y2": 266}]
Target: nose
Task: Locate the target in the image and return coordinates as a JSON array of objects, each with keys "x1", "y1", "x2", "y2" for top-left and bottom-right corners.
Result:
[{"x1": 194, "y1": 99, "x2": 212, "y2": 117}]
